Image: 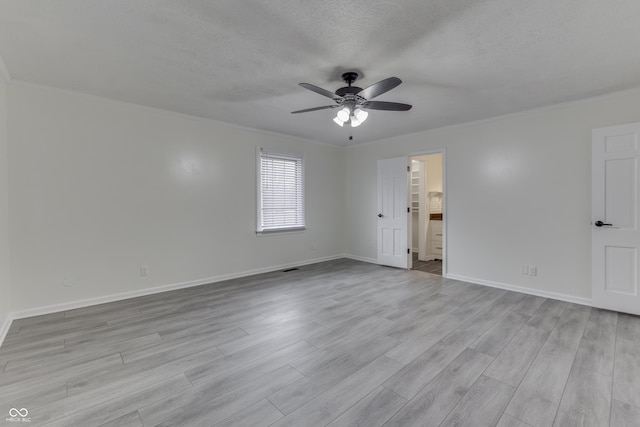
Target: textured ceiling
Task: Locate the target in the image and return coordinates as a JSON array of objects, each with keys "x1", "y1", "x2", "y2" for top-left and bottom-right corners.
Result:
[{"x1": 1, "y1": 0, "x2": 640, "y2": 145}]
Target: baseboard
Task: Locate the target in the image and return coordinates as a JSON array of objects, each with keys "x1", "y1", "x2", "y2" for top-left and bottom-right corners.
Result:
[
  {"x1": 0, "y1": 314, "x2": 12, "y2": 348},
  {"x1": 445, "y1": 273, "x2": 592, "y2": 307},
  {"x1": 9, "y1": 254, "x2": 345, "y2": 321},
  {"x1": 343, "y1": 254, "x2": 377, "y2": 264}
]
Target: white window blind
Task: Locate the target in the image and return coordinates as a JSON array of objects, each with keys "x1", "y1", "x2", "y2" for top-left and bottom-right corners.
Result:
[{"x1": 257, "y1": 149, "x2": 305, "y2": 232}]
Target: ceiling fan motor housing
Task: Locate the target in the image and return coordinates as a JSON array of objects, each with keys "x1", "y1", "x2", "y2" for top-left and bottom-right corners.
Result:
[
  {"x1": 336, "y1": 72, "x2": 364, "y2": 104},
  {"x1": 335, "y1": 86, "x2": 363, "y2": 97}
]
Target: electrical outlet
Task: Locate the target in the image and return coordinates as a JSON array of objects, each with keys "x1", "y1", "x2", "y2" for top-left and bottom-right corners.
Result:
[
  {"x1": 528, "y1": 265, "x2": 537, "y2": 276},
  {"x1": 140, "y1": 265, "x2": 149, "y2": 277},
  {"x1": 521, "y1": 264, "x2": 529, "y2": 275}
]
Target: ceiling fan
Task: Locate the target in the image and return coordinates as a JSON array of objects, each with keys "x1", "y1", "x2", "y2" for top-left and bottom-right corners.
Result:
[{"x1": 292, "y1": 72, "x2": 412, "y2": 127}]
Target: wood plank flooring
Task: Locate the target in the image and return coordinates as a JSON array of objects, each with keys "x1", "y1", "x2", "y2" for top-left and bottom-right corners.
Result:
[{"x1": 1, "y1": 258, "x2": 639, "y2": 426}]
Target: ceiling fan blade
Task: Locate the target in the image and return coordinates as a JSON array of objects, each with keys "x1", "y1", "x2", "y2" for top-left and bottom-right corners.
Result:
[
  {"x1": 363, "y1": 101, "x2": 412, "y2": 111},
  {"x1": 291, "y1": 105, "x2": 339, "y2": 114},
  {"x1": 299, "y1": 83, "x2": 342, "y2": 101},
  {"x1": 357, "y1": 77, "x2": 402, "y2": 100}
]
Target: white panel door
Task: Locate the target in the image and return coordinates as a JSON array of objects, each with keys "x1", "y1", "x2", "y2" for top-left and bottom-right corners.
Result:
[
  {"x1": 377, "y1": 157, "x2": 410, "y2": 269},
  {"x1": 592, "y1": 123, "x2": 640, "y2": 315}
]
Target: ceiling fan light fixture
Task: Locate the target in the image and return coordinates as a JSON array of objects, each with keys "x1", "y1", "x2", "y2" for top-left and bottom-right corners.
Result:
[
  {"x1": 337, "y1": 107, "x2": 350, "y2": 122},
  {"x1": 350, "y1": 116, "x2": 362, "y2": 127},
  {"x1": 354, "y1": 108, "x2": 368, "y2": 122},
  {"x1": 333, "y1": 116, "x2": 344, "y2": 127}
]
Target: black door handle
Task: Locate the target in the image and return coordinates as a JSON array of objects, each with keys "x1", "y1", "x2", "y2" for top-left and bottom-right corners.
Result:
[
  {"x1": 378, "y1": 213, "x2": 383, "y2": 218},
  {"x1": 595, "y1": 220, "x2": 613, "y2": 227}
]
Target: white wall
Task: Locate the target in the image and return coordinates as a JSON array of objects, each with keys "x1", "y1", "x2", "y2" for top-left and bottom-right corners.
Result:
[
  {"x1": 7, "y1": 84, "x2": 345, "y2": 314},
  {"x1": 345, "y1": 89, "x2": 640, "y2": 301},
  {"x1": 0, "y1": 68, "x2": 10, "y2": 335},
  {"x1": 425, "y1": 153, "x2": 443, "y2": 194}
]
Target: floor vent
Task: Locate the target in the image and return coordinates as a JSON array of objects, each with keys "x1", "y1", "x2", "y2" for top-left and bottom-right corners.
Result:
[{"x1": 282, "y1": 268, "x2": 300, "y2": 272}]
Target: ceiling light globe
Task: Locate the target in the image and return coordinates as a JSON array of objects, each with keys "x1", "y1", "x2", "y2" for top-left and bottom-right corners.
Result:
[
  {"x1": 354, "y1": 108, "x2": 368, "y2": 122},
  {"x1": 350, "y1": 116, "x2": 362, "y2": 127},
  {"x1": 333, "y1": 117, "x2": 344, "y2": 127},
  {"x1": 337, "y1": 107, "x2": 350, "y2": 122}
]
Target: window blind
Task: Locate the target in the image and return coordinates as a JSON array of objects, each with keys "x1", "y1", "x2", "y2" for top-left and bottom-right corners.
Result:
[{"x1": 257, "y1": 150, "x2": 305, "y2": 232}]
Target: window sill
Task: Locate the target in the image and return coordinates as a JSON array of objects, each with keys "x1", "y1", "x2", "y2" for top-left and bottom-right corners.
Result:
[{"x1": 256, "y1": 227, "x2": 306, "y2": 236}]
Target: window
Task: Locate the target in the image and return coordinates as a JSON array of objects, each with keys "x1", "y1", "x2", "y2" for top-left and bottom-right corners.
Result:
[{"x1": 257, "y1": 148, "x2": 305, "y2": 233}]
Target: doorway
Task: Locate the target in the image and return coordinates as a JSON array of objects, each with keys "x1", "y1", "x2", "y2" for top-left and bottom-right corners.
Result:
[{"x1": 409, "y1": 153, "x2": 444, "y2": 275}]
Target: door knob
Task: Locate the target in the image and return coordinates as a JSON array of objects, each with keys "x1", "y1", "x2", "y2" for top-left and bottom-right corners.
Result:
[
  {"x1": 378, "y1": 213, "x2": 383, "y2": 218},
  {"x1": 594, "y1": 220, "x2": 613, "y2": 227}
]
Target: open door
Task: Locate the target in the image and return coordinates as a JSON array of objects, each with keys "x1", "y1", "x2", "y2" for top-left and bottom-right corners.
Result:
[
  {"x1": 377, "y1": 157, "x2": 410, "y2": 269},
  {"x1": 592, "y1": 122, "x2": 640, "y2": 315}
]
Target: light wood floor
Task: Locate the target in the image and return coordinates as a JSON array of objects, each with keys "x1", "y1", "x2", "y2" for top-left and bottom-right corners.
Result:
[{"x1": 1, "y1": 258, "x2": 639, "y2": 426}]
